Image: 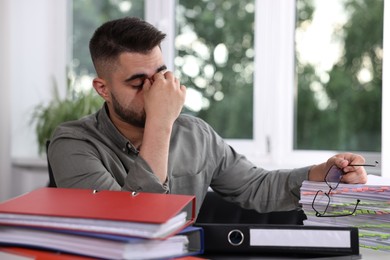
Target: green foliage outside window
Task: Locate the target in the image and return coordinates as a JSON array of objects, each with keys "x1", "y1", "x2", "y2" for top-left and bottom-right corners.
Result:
[
  {"x1": 72, "y1": 0, "x2": 144, "y2": 76},
  {"x1": 32, "y1": 78, "x2": 103, "y2": 155},
  {"x1": 32, "y1": 0, "x2": 144, "y2": 155},
  {"x1": 176, "y1": 0, "x2": 255, "y2": 139},
  {"x1": 69, "y1": 0, "x2": 383, "y2": 153},
  {"x1": 295, "y1": 0, "x2": 383, "y2": 152}
]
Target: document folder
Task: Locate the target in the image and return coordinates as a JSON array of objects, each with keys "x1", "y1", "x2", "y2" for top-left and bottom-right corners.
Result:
[
  {"x1": 0, "y1": 225, "x2": 204, "y2": 260},
  {"x1": 0, "y1": 188, "x2": 196, "y2": 239},
  {"x1": 195, "y1": 223, "x2": 359, "y2": 256},
  {"x1": 1, "y1": 247, "x2": 92, "y2": 260}
]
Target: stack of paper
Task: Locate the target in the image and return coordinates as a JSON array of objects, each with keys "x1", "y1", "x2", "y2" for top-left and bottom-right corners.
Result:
[
  {"x1": 0, "y1": 188, "x2": 203, "y2": 259},
  {"x1": 300, "y1": 175, "x2": 390, "y2": 252},
  {"x1": 0, "y1": 226, "x2": 203, "y2": 260}
]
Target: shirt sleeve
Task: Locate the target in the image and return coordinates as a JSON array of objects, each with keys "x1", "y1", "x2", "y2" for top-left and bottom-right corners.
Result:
[
  {"x1": 202, "y1": 120, "x2": 311, "y2": 213},
  {"x1": 48, "y1": 138, "x2": 167, "y2": 193},
  {"x1": 122, "y1": 155, "x2": 169, "y2": 193}
]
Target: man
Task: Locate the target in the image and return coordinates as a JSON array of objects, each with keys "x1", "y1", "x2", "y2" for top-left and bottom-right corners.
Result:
[{"x1": 48, "y1": 17, "x2": 367, "y2": 215}]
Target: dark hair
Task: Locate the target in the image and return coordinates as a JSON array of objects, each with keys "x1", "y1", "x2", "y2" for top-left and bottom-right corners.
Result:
[{"x1": 89, "y1": 17, "x2": 166, "y2": 75}]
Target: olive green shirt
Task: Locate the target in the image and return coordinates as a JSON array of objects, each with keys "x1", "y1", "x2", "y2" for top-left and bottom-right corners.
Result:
[{"x1": 49, "y1": 104, "x2": 311, "y2": 214}]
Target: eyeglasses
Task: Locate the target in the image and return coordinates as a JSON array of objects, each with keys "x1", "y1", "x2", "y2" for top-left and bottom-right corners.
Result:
[{"x1": 312, "y1": 161, "x2": 379, "y2": 217}]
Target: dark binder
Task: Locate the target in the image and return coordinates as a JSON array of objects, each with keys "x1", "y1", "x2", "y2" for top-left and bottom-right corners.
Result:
[{"x1": 195, "y1": 223, "x2": 359, "y2": 257}]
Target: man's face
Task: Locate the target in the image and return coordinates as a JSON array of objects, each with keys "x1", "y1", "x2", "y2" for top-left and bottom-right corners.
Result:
[{"x1": 100, "y1": 46, "x2": 166, "y2": 128}]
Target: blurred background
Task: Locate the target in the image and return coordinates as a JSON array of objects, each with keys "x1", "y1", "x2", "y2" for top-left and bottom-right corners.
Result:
[{"x1": 0, "y1": 0, "x2": 388, "y2": 201}]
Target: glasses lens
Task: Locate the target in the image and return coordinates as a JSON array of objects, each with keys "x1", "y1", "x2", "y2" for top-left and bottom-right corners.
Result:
[
  {"x1": 325, "y1": 165, "x2": 342, "y2": 189},
  {"x1": 312, "y1": 190, "x2": 330, "y2": 216}
]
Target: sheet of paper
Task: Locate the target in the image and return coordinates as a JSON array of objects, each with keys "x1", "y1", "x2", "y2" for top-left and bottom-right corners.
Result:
[
  {"x1": 367, "y1": 174, "x2": 390, "y2": 185},
  {"x1": 300, "y1": 175, "x2": 390, "y2": 252},
  {"x1": 250, "y1": 229, "x2": 351, "y2": 248}
]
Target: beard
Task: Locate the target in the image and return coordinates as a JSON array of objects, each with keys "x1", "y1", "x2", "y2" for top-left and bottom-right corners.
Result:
[{"x1": 111, "y1": 92, "x2": 146, "y2": 128}]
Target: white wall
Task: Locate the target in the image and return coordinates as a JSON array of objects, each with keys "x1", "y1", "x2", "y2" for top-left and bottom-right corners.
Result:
[
  {"x1": 0, "y1": 0, "x2": 12, "y2": 201},
  {"x1": 10, "y1": 0, "x2": 68, "y2": 159},
  {"x1": 0, "y1": 0, "x2": 68, "y2": 201}
]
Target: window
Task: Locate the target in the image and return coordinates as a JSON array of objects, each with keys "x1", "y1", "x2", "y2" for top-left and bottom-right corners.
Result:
[
  {"x1": 295, "y1": 0, "x2": 383, "y2": 152},
  {"x1": 247, "y1": 1, "x2": 382, "y2": 173},
  {"x1": 72, "y1": 0, "x2": 144, "y2": 85},
  {"x1": 69, "y1": 0, "x2": 385, "y2": 172},
  {"x1": 175, "y1": 0, "x2": 255, "y2": 140}
]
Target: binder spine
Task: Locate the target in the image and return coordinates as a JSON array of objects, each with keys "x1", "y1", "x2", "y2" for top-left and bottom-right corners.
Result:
[{"x1": 196, "y1": 223, "x2": 359, "y2": 256}]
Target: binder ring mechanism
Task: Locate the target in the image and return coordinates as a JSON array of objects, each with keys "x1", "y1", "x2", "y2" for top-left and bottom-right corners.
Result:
[
  {"x1": 131, "y1": 191, "x2": 139, "y2": 196},
  {"x1": 92, "y1": 190, "x2": 139, "y2": 196},
  {"x1": 228, "y1": 229, "x2": 244, "y2": 246}
]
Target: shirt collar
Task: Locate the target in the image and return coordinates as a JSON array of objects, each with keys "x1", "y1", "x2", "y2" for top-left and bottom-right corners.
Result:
[{"x1": 97, "y1": 103, "x2": 138, "y2": 154}]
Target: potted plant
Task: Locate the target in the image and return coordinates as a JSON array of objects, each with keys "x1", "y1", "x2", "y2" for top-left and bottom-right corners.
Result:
[{"x1": 31, "y1": 78, "x2": 103, "y2": 155}]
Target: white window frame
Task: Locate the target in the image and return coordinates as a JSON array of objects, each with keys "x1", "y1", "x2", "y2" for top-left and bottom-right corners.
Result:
[
  {"x1": 10, "y1": 0, "x2": 68, "y2": 161},
  {"x1": 145, "y1": 0, "x2": 267, "y2": 164},
  {"x1": 255, "y1": 0, "x2": 386, "y2": 175},
  {"x1": 382, "y1": 0, "x2": 390, "y2": 177},
  {"x1": 149, "y1": 0, "x2": 386, "y2": 175},
  {"x1": 262, "y1": 0, "x2": 389, "y2": 174},
  {"x1": 6, "y1": 0, "x2": 386, "y2": 177},
  {"x1": 256, "y1": 0, "x2": 385, "y2": 175}
]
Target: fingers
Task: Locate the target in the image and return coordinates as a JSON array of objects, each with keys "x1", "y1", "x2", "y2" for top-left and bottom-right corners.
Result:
[
  {"x1": 143, "y1": 78, "x2": 152, "y2": 90},
  {"x1": 341, "y1": 165, "x2": 368, "y2": 184},
  {"x1": 330, "y1": 153, "x2": 368, "y2": 184},
  {"x1": 153, "y1": 70, "x2": 173, "y2": 81},
  {"x1": 150, "y1": 71, "x2": 186, "y2": 97},
  {"x1": 314, "y1": 153, "x2": 370, "y2": 184},
  {"x1": 152, "y1": 71, "x2": 177, "y2": 86},
  {"x1": 330, "y1": 153, "x2": 365, "y2": 169},
  {"x1": 153, "y1": 70, "x2": 167, "y2": 80},
  {"x1": 342, "y1": 171, "x2": 368, "y2": 184},
  {"x1": 143, "y1": 70, "x2": 186, "y2": 125}
]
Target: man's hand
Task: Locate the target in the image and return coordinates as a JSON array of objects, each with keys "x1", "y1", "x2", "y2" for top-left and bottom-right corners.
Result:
[
  {"x1": 143, "y1": 71, "x2": 186, "y2": 128},
  {"x1": 139, "y1": 71, "x2": 186, "y2": 184},
  {"x1": 308, "y1": 153, "x2": 368, "y2": 184}
]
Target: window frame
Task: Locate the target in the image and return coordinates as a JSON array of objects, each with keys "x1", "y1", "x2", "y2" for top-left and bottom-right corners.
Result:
[
  {"x1": 146, "y1": 0, "x2": 267, "y2": 163},
  {"x1": 150, "y1": 0, "x2": 385, "y2": 174},
  {"x1": 9, "y1": 0, "x2": 386, "y2": 177},
  {"x1": 382, "y1": 0, "x2": 390, "y2": 177},
  {"x1": 258, "y1": 0, "x2": 384, "y2": 174}
]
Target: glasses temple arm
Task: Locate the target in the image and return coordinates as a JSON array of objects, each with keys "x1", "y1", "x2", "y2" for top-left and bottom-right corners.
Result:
[{"x1": 349, "y1": 161, "x2": 379, "y2": 167}]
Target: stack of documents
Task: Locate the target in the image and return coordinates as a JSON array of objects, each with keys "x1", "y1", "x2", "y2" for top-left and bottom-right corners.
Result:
[
  {"x1": 300, "y1": 175, "x2": 390, "y2": 252},
  {"x1": 0, "y1": 188, "x2": 203, "y2": 259}
]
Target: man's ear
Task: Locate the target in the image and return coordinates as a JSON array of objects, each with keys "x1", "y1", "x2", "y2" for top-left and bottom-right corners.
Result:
[{"x1": 93, "y1": 78, "x2": 110, "y2": 101}]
